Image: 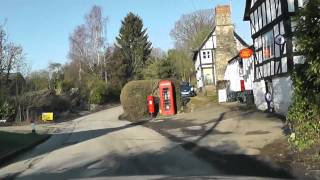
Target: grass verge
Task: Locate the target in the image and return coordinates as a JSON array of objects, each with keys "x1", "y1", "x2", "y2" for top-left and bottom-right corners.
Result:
[{"x1": 0, "y1": 131, "x2": 50, "y2": 162}]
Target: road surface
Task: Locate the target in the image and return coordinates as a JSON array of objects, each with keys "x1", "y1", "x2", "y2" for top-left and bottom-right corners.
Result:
[{"x1": 0, "y1": 106, "x2": 220, "y2": 179}]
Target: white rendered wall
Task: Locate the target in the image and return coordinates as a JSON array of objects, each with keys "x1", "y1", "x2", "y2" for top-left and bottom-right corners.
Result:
[
  {"x1": 202, "y1": 35, "x2": 215, "y2": 49},
  {"x1": 224, "y1": 61, "x2": 242, "y2": 92},
  {"x1": 272, "y1": 76, "x2": 293, "y2": 115},
  {"x1": 253, "y1": 79, "x2": 268, "y2": 111}
]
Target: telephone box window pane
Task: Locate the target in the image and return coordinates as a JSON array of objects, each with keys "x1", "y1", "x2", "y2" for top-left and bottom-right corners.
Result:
[
  {"x1": 288, "y1": 0, "x2": 295, "y2": 12},
  {"x1": 262, "y1": 30, "x2": 275, "y2": 60},
  {"x1": 266, "y1": 0, "x2": 271, "y2": 24},
  {"x1": 262, "y1": 3, "x2": 267, "y2": 27}
]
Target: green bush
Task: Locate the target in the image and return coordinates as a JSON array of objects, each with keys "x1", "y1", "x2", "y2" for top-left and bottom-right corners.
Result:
[
  {"x1": 50, "y1": 95, "x2": 71, "y2": 112},
  {"x1": 106, "y1": 85, "x2": 122, "y2": 101},
  {"x1": 61, "y1": 79, "x2": 75, "y2": 93},
  {"x1": 89, "y1": 80, "x2": 108, "y2": 105},
  {"x1": 79, "y1": 74, "x2": 108, "y2": 105},
  {"x1": 120, "y1": 80, "x2": 156, "y2": 121},
  {"x1": 287, "y1": 94, "x2": 320, "y2": 150},
  {"x1": 18, "y1": 90, "x2": 70, "y2": 113},
  {"x1": 120, "y1": 79, "x2": 182, "y2": 121},
  {"x1": 0, "y1": 100, "x2": 15, "y2": 119}
]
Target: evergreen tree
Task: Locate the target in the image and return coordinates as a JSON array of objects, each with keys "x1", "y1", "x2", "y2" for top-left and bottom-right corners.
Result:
[
  {"x1": 106, "y1": 47, "x2": 127, "y2": 90},
  {"x1": 116, "y1": 12, "x2": 152, "y2": 80}
]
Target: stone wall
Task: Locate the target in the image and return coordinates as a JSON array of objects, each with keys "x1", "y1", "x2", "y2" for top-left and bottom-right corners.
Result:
[{"x1": 214, "y1": 5, "x2": 238, "y2": 81}]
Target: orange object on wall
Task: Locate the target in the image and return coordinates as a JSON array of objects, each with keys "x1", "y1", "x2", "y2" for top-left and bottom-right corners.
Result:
[
  {"x1": 159, "y1": 80, "x2": 176, "y2": 116},
  {"x1": 239, "y1": 48, "x2": 253, "y2": 59},
  {"x1": 147, "y1": 95, "x2": 155, "y2": 114}
]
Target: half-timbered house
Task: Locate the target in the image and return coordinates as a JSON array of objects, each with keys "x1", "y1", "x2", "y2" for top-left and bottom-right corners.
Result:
[
  {"x1": 193, "y1": 5, "x2": 249, "y2": 91},
  {"x1": 243, "y1": 0, "x2": 306, "y2": 115}
]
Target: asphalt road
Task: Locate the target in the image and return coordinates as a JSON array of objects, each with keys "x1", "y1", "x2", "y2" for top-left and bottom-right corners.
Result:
[{"x1": 0, "y1": 106, "x2": 220, "y2": 179}]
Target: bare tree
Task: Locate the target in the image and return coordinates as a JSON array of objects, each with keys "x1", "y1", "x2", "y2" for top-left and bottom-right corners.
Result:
[
  {"x1": 68, "y1": 5, "x2": 108, "y2": 82},
  {"x1": 68, "y1": 25, "x2": 88, "y2": 82},
  {"x1": 0, "y1": 24, "x2": 25, "y2": 85},
  {"x1": 85, "y1": 6, "x2": 106, "y2": 67},
  {"x1": 170, "y1": 9, "x2": 215, "y2": 50}
]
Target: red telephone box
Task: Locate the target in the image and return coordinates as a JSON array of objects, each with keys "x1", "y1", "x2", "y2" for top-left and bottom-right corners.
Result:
[
  {"x1": 159, "y1": 80, "x2": 176, "y2": 115},
  {"x1": 147, "y1": 95, "x2": 155, "y2": 114}
]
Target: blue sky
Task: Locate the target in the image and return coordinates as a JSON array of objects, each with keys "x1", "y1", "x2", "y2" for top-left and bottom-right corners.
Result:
[{"x1": 0, "y1": 0, "x2": 251, "y2": 71}]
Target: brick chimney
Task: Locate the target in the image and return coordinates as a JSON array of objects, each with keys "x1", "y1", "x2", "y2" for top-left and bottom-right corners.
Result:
[
  {"x1": 215, "y1": 5, "x2": 233, "y2": 25},
  {"x1": 214, "y1": 5, "x2": 237, "y2": 82}
]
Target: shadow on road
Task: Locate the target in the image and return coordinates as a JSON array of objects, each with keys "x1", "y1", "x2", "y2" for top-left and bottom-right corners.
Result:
[{"x1": 144, "y1": 112, "x2": 294, "y2": 179}]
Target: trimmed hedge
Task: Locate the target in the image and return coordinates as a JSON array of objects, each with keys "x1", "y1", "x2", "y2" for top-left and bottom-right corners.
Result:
[
  {"x1": 120, "y1": 80, "x2": 155, "y2": 121},
  {"x1": 120, "y1": 79, "x2": 181, "y2": 122}
]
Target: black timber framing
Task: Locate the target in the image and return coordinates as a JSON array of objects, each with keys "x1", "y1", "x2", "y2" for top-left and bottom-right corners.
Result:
[{"x1": 245, "y1": 0, "x2": 296, "y2": 81}]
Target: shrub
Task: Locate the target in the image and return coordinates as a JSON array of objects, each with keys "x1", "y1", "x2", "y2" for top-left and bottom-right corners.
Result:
[
  {"x1": 287, "y1": 93, "x2": 320, "y2": 150},
  {"x1": 80, "y1": 74, "x2": 108, "y2": 105},
  {"x1": 287, "y1": 1, "x2": 320, "y2": 150},
  {"x1": 50, "y1": 95, "x2": 71, "y2": 112},
  {"x1": 61, "y1": 79, "x2": 75, "y2": 93},
  {"x1": 89, "y1": 80, "x2": 108, "y2": 105},
  {"x1": 120, "y1": 80, "x2": 156, "y2": 121},
  {"x1": 0, "y1": 100, "x2": 15, "y2": 119}
]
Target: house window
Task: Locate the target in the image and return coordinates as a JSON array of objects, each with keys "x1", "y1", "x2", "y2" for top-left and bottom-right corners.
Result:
[
  {"x1": 262, "y1": 30, "x2": 274, "y2": 60},
  {"x1": 203, "y1": 51, "x2": 206, "y2": 59},
  {"x1": 207, "y1": 51, "x2": 210, "y2": 58}
]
